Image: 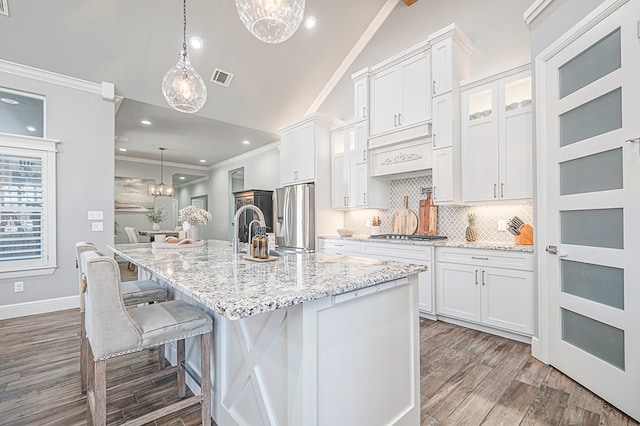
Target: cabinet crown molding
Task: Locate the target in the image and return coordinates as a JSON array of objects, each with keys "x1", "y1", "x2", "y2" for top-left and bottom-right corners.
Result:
[
  {"x1": 279, "y1": 113, "x2": 341, "y2": 134},
  {"x1": 427, "y1": 23, "x2": 475, "y2": 55},
  {"x1": 368, "y1": 39, "x2": 430, "y2": 74},
  {"x1": 460, "y1": 59, "x2": 531, "y2": 89}
]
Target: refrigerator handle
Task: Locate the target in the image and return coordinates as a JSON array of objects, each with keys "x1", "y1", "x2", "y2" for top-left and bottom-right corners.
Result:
[{"x1": 283, "y1": 187, "x2": 291, "y2": 243}]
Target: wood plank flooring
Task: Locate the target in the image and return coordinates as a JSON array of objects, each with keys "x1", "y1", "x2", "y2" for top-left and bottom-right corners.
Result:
[{"x1": 0, "y1": 268, "x2": 637, "y2": 425}]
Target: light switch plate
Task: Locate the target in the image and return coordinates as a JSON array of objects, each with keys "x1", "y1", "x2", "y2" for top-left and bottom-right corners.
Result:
[
  {"x1": 88, "y1": 211, "x2": 104, "y2": 220},
  {"x1": 92, "y1": 222, "x2": 104, "y2": 232},
  {"x1": 498, "y1": 219, "x2": 507, "y2": 231}
]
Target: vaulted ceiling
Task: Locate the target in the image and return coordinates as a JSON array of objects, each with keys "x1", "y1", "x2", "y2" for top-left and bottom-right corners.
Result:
[{"x1": 0, "y1": 0, "x2": 399, "y2": 165}]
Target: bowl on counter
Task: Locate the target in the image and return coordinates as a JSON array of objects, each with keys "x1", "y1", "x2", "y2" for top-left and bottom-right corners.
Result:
[{"x1": 337, "y1": 228, "x2": 355, "y2": 237}]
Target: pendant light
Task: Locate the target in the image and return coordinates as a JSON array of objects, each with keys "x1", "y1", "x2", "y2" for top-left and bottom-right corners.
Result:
[
  {"x1": 162, "y1": 0, "x2": 207, "y2": 113},
  {"x1": 148, "y1": 148, "x2": 175, "y2": 197},
  {"x1": 235, "y1": 0, "x2": 305, "y2": 44}
]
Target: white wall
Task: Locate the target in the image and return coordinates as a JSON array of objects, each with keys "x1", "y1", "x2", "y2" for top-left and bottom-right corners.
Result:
[
  {"x1": 319, "y1": 0, "x2": 533, "y2": 121},
  {"x1": 208, "y1": 143, "x2": 280, "y2": 241},
  {"x1": 0, "y1": 70, "x2": 114, "y2": 307}
]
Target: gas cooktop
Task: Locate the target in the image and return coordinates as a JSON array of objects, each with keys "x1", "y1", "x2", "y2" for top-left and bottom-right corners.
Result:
[{"x1": 369, "y1": 234, "x2": 448, "y2": 241}]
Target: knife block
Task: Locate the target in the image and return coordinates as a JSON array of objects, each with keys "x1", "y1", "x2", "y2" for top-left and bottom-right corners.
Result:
[{"x1": 514, "y1": 224, "x2": 533, "y2": 245}]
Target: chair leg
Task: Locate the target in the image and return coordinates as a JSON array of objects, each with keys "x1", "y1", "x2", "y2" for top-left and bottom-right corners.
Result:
[
  {"x1": 200, "y1": 332, "x2": 212, "y2": 425},
  {"x1": 93, "y1": 359, "x2": 107, "y2": 426},
  {"x1": 80, "y1": 312, "x2": 87, "y2": 394},
  {"x1": 158, "y1": 344, "x2": 166, "y2": 370},
  {"x1": 177, "y1": 340, "x2": 186, "y2": 398}
]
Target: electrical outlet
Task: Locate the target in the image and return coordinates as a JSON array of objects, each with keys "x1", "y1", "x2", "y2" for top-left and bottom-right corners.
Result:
[
  {"x1": 14, "y1": 281, "x2": 24, "y2": 292},
  {"x1": 92, "y1": 221, "x2": 104, "y2": 232},
  {"x1": 365, "y1": 219, "x2": 372, "y2": 228},
  {"x1": 497, "y1": 219, "x2": 507, "y2": 231}
]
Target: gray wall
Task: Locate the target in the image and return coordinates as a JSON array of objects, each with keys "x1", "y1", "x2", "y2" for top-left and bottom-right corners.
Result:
[
  {"x1": 319, "y1": 0, "x2": 533, "y2": 121},
  {"x1": 174, "y1": 178, "x2": 212, "y2": 240},
  {"x1": 0, "y1": 72, "x2": 114, "y2": 306},
  {"x1": 529, "y1": 0, "x2": 605, "y2": 58}
]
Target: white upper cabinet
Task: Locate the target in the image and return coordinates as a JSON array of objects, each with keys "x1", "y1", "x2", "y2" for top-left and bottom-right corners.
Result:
[
  {"x1": 369, "y1": 47, "x2": 432, "y2": 141},
  {"x1": 432, "y1": 93, "x2": 453, "y2": 149},
  {"x1": 431, "y1": 38, "x2": 453, "y2": 96},
  {"x1": 330, "y1": 122, "x2": 389, "y2": 210},
  {"x1": 279, "y1": 114, "x2": 338, "y2": 187},
  {"x1": 461, "y1": 63, "x2": 532, "y2": 202},
  {"x1": 353, "y1": 72, "x2": 368, "y2": 123},
  {"x1": 280, "y1": 120, "x2": 315, "y2": 186}
]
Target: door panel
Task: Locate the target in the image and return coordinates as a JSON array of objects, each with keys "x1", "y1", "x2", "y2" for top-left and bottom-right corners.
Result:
[{"x1": 539, "y1": 2, "x2": 640, "y2": 421}]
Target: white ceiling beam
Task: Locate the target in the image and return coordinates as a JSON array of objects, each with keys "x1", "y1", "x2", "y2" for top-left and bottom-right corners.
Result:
[{"x1": 305, "y1": 0, "x2": 401, "y2": 115}]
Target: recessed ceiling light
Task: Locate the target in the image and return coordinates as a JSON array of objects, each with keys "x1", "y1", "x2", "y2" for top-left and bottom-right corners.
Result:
[
  {"x1": 304, "y1": 16, "x2": 317, "y2": 30},
  {"x1": 179, "y1": 176, "x2": 186, "y2": 180},
  {"x1": 242, "y1": 140, "x2": 251, "y2": 145},
  {"x1": 199, "y1": 159, "x2": 206, "y2": 163},
  {"x1": 119, "y1": 148, "x2": 128, "y2": 152},
  {"x1": 26, "y1": 126, "x2": 37, "y2": 132},
  {"x1": 189, "y1": 36, "x2": 204, "y2": 50},
  {"x1": 141, "y1": 120, "x2": 152, "y2": 125},
  {"x1": 1, "y1": 97, "x2": 19, "y2": 105}
]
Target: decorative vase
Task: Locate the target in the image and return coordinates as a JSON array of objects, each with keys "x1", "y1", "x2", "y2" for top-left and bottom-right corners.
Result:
[
  {"x1": 186, "y1": 226, "x2": 198, "y2": 241},
  {"x1": 152, "y1": 223, "x2": 160, "y2": 231}
]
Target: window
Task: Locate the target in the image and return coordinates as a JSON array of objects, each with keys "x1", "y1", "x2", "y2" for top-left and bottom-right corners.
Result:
[{"x1": 0, "y1": 134, "x2": 57, "y2": 278}]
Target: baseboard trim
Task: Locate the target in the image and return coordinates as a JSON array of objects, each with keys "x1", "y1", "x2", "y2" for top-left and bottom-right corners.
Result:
[
  {"x1": 437, "y1": 315, "x2": 533, "y2": 345},
  {"x1": 0, "y1": 295, "x2": 79, "y2": 320}
]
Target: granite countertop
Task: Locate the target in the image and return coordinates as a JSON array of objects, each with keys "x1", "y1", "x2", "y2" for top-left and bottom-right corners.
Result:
[
  {"x1": 319, "y1": 235, "x2": 534, "y2": 253},
  {"x1": 109, "y1": 240, "x2": 427, "y2": 321}
]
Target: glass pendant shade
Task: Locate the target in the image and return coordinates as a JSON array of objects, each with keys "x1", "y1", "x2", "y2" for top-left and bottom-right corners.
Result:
[
  {"x1": 162, "y1": 51, "x2": 207, "y2": 113},
  {"x1": 235, "y1": 0, "x2": 305, "y2": 44}
]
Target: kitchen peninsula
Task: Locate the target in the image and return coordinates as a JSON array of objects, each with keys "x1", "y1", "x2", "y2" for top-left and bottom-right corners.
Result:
[{"x1": 110, "y1": 240, "x2": 427, "y2": 426}]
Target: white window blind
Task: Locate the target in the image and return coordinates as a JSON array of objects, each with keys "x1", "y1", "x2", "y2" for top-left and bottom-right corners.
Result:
[
  {"x1": 0, "y1": 135, "x2": 57, "y2": 277},
  {"x1": 0, "y1": 152, "x2": 44, "y2": 261}
]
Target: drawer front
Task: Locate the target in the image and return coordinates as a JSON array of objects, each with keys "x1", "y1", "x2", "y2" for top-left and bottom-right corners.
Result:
[
  {"x1": 320, "y1": 239, "x2": 362, "y2": 255},
  {"x1": 436, "y1": 247, "x2": 533, "y2": 271},
  {"x1": 362, "y1": 242, "x2": 433, "y2": 262}
]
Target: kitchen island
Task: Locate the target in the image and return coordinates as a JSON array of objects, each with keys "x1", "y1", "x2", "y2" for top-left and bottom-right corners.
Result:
[{"x1": 110, "y1": 240, "x2": 426, "y2": 426}]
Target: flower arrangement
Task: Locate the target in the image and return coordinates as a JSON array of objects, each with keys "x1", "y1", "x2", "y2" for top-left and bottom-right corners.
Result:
[
  {"x1": 146, "y1": 207, "x2": 167, "y2": 224},
  {"x1": 178, "y1": 205, "x2": 212, "y2": 226}
]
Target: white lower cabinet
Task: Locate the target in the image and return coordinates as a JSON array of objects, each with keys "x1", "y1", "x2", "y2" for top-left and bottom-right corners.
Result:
[
  {"x1": 436, "y1": 247, "x2": 534, "y2": 336},
  {"x1": 319, "y1": 239, "x2": 434, "y2": 314}
]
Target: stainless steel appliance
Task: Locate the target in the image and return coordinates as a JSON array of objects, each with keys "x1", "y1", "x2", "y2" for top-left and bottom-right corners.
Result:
[
  {"x1": 273, "y1": 183, "x2": 315, "y2": 252},
  {"x1": 369, "y1": 234, "x2": 447, "y2": 241}
]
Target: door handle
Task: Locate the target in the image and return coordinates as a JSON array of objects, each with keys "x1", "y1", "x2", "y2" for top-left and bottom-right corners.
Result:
[
  {"x1": 433, "y1": 186, "x2": 436, "y2": 200},
  {"x1": 501, "y1": 183, "x2": 504, "y2": 198},
  {"x1": 394, "y1": 114, "x2": 398, "y2": 127},
  {"x1": 363, "y1": 150, "x2": 366, "y2": 161},
  {"x1": 433, "y1": 133, "x2": 436, "y2": 148},
  {"x1": 475, "y1": 269, "x2": 478, "y2": 285},
  {"x1": 624, "y1": 137, "x2": 640, "y2": 143},
  {"x1": 482, "y1": 270, "x2": 486, "y2": 286},
  {"x1": 546, "y1": 245, "x2": 569, "y2": 257},
  {"x1": 398, "y1": 113, "x2": 402, "y2": 126},
  {"x1": 363, "y1": 106, "x2": 366, "y2": 119},
  {"x1": 433, "y1": 80, "x2": 436, "y2": 95},
  {"x1": 363, "y1": 192, "x2": 367, "y2": 204},
  {"x1": 493, "y1": 184, "x2": 497, "y2": 198}
]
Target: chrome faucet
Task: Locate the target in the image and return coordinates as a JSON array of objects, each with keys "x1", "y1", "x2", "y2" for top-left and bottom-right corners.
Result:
[{"x1": 232, "y1": 205, "x2": 266, "y2": 255}]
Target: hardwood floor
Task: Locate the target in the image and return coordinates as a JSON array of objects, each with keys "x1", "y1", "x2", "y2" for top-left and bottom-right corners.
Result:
[{"x1": 0, "y1": 273, "x2": 637, "y2": 424}]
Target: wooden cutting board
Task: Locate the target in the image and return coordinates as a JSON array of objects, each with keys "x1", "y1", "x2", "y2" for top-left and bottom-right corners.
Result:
[
  {"x1": 392, "y1": 195, "x2": 418, "y2": 235},
  {"x1": 418, "y1": 192, "x2": 438, "y2": 236}
]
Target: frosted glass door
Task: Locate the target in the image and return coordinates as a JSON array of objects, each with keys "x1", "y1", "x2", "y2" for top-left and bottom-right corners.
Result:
[{"x1": 539, "y1": 3, "x2": 640, "y2": 421}]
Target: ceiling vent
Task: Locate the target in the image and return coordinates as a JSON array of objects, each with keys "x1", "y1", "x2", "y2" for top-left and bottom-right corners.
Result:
[
  {"x1": 0, "y1": 0, "x2": 9, "y2": 17},
  {"x1": 210, "y1": 68, "x2": 234, "y2": 87}
]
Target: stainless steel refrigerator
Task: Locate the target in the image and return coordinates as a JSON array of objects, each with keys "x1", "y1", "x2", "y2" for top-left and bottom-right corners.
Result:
[{"x1": 273, "y1": 183, "x2": 315, "y2": 252}]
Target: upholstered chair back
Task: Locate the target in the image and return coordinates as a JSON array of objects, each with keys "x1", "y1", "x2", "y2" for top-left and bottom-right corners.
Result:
[
  {"x1": 81, "y1": 251, "x2": 141, "y2": 359},
  {"x1": 75, "y1": 241, "x2": 98, "y2": 313},
  {"x1": 124, "y1": 227, "x2": 141, "y2": 243}
]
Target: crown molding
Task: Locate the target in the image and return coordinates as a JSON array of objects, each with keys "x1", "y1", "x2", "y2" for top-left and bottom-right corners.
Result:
[
  {"x1": 0, "y1": 59, "x2": 118, "y2": 100},
  {"x1": 115, "y1": 155, "x2": 210, "y2": 171},
  {"x1": 210, "y1": 141, "x2": 280, "y2": 170},
  {"x1": 523, "y1": 0, "x2": 555, "y2": 25}
]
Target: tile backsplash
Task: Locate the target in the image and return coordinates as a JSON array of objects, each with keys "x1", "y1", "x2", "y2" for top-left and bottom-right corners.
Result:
[{"x1": 343, "y1": 175, "x2": 533, "y2": 244}]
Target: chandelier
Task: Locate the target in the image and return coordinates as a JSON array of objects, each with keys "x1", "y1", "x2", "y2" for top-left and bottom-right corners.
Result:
[
  {"x1": 148, "y1": 148, "x2": 175, "y2": 197},
  {"x1": 162, "y1": 0, "x2": 207, "y2": 113},
  {"x1": 235, "y1": 0, "x2": 306, "y2": 44}
]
